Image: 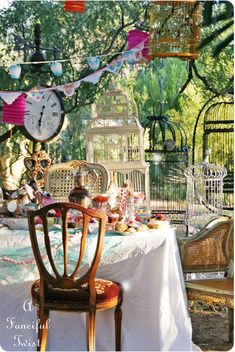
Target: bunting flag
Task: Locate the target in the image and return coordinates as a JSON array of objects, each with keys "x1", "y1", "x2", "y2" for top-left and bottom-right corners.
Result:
[
  {"x1": 82, "y1": 70, "x2": 103, "y2": 84},
  {"x1": 58, "y1": 82, "x2": 77, "y2": 96},
  {"x1": 106, "y1": 59, "x2": 124, "y2": 75},
  {"x1": 0, "y1": 92, "x2": 22, "y2": 105},
  {"x1": 0, "y1": 34, "x2": 149, "y2": 107},
  {"x1": 26, "y1": 91, "x2": 46, "y2": 102}
]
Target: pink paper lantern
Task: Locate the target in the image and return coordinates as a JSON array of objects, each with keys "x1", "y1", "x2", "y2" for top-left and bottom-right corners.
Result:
[
  {"x1": 127, "y1": 29, "x2": 151, "y2": 63},
  {"x1": 2, "y1": 94, "x2": 26, "y2": 126}
]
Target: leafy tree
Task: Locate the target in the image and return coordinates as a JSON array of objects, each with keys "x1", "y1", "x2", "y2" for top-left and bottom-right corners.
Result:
[{"x1": 200, "y1": 0, "x2": 234, "y2": 56}]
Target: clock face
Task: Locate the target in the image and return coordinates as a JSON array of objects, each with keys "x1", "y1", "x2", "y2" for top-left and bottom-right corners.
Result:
[{"x1": 22, "y1": 90, "x2": 64, "y2": 142}]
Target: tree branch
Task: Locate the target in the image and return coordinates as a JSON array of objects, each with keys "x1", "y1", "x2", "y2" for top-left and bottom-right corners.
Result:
[
  {"x1": 179, "y1": 61, "x2": 193, "y2": 93},
  {"x1": 192, "y1": 61, "x2": 220, "y2": 95},
  {"x1": 0, "y1": 126, "x2": 20, "y2": 143}
]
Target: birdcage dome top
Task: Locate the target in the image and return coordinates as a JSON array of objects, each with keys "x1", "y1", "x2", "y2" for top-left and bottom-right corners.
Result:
[
  {"x1": 87, "y1": 88, "x2": 142, "y2": 134},
  {"x1": 184, "y1": 152, "x2": 227, "y2": 180},
  {"x1": 143, "y1": 114, "x2": 188, "y2": 152}
]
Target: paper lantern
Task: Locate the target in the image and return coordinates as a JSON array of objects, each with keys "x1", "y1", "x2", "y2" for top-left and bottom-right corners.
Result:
[
  {"x1": 2, "y1": 94, "x2": 26, "y2": 126},
  {"x1": 88, "y1": 57, "x2": 100, "y2": 71},
  {"x1": 8, "y1": 64, "x2": 21, "y2": 79},
  {"x1": 127, "y1": 29, "x2": 151, "y2": 63},
  {"x1": 50, "y1": 62, "x2": 63, "y2": 77},
  {"x1": 64, "y1": 1, "x2": 85, "y2": 12},
  {"x1": 149, "y1": 0, "x2": 202, "y2": 60}
]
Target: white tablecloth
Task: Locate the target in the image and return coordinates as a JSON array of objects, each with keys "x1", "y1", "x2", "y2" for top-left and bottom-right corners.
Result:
[{"x1": 0, "y1": 227, "x2": 200, "y2": 351}]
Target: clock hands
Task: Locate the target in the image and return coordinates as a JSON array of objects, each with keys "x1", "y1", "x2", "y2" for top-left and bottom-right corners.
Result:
[{"x1": 38, "y1": 105, "x2": 46, "y2": 134}]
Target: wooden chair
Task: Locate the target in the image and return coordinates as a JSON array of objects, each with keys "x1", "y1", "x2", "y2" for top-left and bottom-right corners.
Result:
[
  {"x1": 44, "y1": 160, "x2": 110, "y2": 201},
  {"x1": 27, "y1": 202, "x2": 123, "y2": 352},
  {"x1": 178, "y1": 217, "x2": 234, "y2": 342}
]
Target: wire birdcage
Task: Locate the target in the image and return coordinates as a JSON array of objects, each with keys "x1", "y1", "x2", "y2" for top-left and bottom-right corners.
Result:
[
  {"x1": 184, "y1": 150, "x2": 227, "y2": 230},
  {"x1": 143, "y1": 112, "x2": 189, "y2": 227},
  {"x1": 149, "y1": 0, "x2": 202, "y2": 60}
]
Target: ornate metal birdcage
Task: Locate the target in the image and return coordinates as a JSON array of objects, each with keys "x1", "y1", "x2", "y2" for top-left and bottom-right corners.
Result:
[
  {"x1": 184, "y1": 151, "x2": 227, "y2": 231},
  {"x1": 192, "y1": 98, "x2": 234, "y2": 211},
  {"x1": 149, "y1": 0, "x2": 202, "y2": 60},
  {"x1": 143, "y1": 111, "x2": 189, "y2": 225},
  {"x1": 86, "y1": 87, "x2": 150, "y2": 207}
]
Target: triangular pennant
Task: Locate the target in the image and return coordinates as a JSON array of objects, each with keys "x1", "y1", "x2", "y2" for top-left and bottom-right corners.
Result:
[
  {"x1": 0, "y1": 92, "x2": 22, "y2": 105},
  {"x1": 59, "y1": 82, "x2": 76, "y2": 97},
  {"x1": 26, "y1": 91, "x2": 46, "y2": 102},
  {"x1": 82, "y1": 71, "x2": 103, "y2": 84},
  {"x1": 106, "y1": 59, "x2": 124, "y2": 75}
]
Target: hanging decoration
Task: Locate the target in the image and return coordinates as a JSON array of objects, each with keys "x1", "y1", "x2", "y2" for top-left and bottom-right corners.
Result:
[
  {"x1": 64, "y1": 0, "x2": 85, "y2": 13},
  {"x1": 2, "y1": 94, "x2": 26, "y2": 126},
  {"x1": 8, "y1": 64, "x2": 21, "y2": 79},
  {"x1": 149, "y1": 0, "x2": 202, "y2": 60},
  {"x1": 58, "y1": 82, "x2": 79, "y2": 97},
  {"x1": 0, "y1": 35, "x2": 148, "y2": 109},
  {"x1": 127, "y1": 29, "x2": 150, "y2": 62},
  {"x1": 106, "y1": 58, "x2": 124, "y2": 75},
  {"x1": 124, "y1": 49, "x2": 143, "y2": 65},
  {"x1": 82, "y1": 70, "x2": 104, "y2": 84},
  {"x1": 50, "y1": 62, "x2": 63, "y2": 77},
  {"x1": 87, "y1": 56, "x2": 100, "y2": 71},
  {"x1": 0, "y1": 92, "x2": 22, "y2": 105},
  {"x1": 27, "y1": 91, "x2": 45, "y2": 102}
]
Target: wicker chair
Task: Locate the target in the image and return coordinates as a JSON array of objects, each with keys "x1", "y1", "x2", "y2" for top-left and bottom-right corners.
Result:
[
  {"x1": 178, "y1": 217, "x2": 234, "y2": 342},
  {"x1": 44, "y1": 160, "x2": 110, "y2": 201}
]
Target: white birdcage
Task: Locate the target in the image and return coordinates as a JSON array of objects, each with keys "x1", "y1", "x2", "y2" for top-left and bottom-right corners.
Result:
[
  {"x1": 184, "y1": 151, "x2": 227, "y2": 230},
  {"x1": 86, "y1": 87, "x2": 149, "y2": 207}
]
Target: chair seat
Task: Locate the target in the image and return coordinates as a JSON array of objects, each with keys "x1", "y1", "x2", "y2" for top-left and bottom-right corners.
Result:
[
  {"x1": 32, "y1": 278, "x2": 122, "y2": 310},
  {"x1": 185, "y1": 278, "x2": 234, "y2": 308}
]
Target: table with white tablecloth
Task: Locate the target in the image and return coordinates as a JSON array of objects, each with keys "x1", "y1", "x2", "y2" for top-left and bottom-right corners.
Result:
[{"x1": 0, "y1": 226, "x2": 200, "y2": 351}]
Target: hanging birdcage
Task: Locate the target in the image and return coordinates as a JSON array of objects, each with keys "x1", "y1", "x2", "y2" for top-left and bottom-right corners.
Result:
[
  {"x1": 149, "y1": 0, "x2": 202, "y2": 60},
  {"x1": 184, "y1": 151, "x2": 227, "y2": 230},
  {"x1": 143, "y1": 110, "x2": 189, "y2": 226}
]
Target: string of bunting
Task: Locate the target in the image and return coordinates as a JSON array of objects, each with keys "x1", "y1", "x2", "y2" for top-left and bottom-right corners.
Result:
[{"x1": 0, "y1": 30, "x2": 150, "y2": 106}]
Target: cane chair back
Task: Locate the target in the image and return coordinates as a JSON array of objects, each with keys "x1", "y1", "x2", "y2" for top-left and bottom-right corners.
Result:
[
  {"x1": 180, "y1": 217, "x2": 234, "y2": 273},
  {"x1": 28, "y1": 202, "x2": 123, "y2": 352},
  {"x1": 44, "y1": 160, "x2": 110, "y2": 201},
  {"x1": 179, "y1": 217, "x2": 234, "y2": 342}
]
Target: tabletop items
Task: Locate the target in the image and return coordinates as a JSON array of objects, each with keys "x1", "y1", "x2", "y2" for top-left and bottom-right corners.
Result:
[{"x1": 0, "y1": 172, "x2": 170, "y2": 234}]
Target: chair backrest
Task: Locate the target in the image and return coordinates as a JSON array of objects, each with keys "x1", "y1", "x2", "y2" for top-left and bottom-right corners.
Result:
[
  {"x1": 44, "y1": 160, "x2": 110, "y2": 202},
  {"x1": 179, "y1": 217, "x2": 234, "y2": 273},
  {"x1": 28, "y1": 202, "x2": 106, "y2": 291}
]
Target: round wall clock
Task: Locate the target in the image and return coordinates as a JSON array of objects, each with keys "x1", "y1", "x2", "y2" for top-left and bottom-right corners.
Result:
[{"x1": 22, "y1": 90, "x2": 64, "y2": 142}]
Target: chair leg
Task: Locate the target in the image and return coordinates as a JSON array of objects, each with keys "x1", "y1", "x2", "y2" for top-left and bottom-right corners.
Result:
[
  {"x1": 86, "y1": 310, "x2": 96, "y2": 352},
  {"x1": 228, "y1": 308, "x2": 234, "y2": 343},
  {"x1": 114, "y1": 306, "x2": 122, "y2": 351},
  {"x1": 37, "y1": 308, "x2": 50, "y2": 352}
]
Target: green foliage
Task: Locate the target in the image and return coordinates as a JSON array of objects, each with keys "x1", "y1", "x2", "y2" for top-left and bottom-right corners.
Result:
[
  {"x1": 122, "y1": 58, "x2": 188, "y2": 122},
  {"x1": 201, "y1": 1, "x2": 234, "y2": 56}
]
